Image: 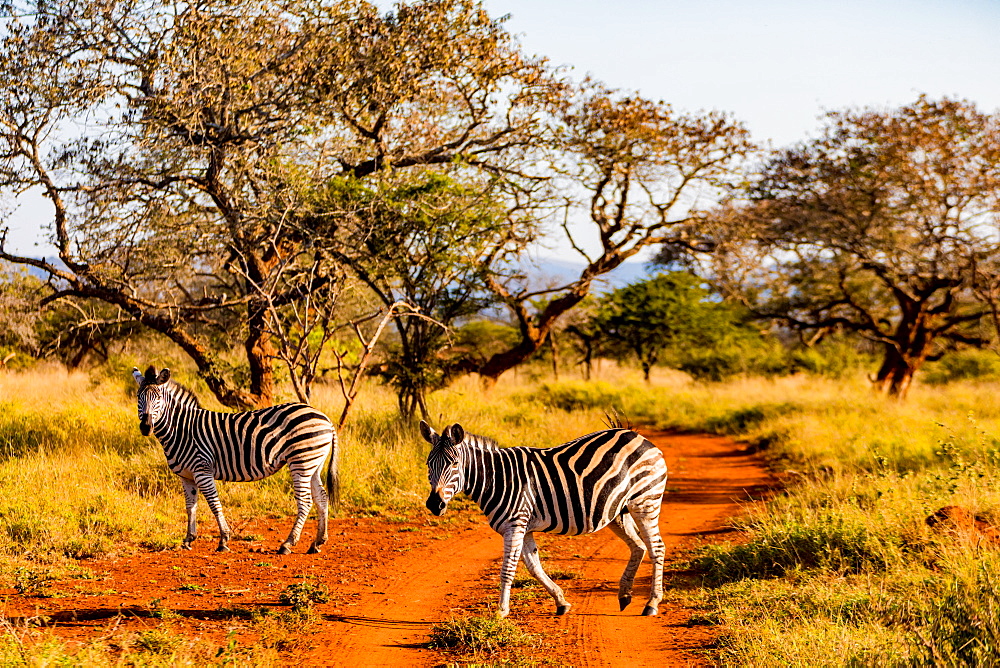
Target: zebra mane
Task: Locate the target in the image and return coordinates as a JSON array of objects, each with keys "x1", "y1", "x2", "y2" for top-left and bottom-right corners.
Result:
[
  {"x1": 462, "y1": 431, "x2": 500, "y2": 450},
  {"x1": 163, "y1": 379, "x2": 204, "y2": 409},
  {"x1": 602, "y1": 409, "x2": 633, "y2": 430}
]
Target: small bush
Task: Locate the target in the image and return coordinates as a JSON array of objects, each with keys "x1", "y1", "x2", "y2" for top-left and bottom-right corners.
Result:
[
  {"x1": 133, "y1": 628, "x2": 183, "y2": 655},
  {"x1": 526, "y1": 381, "x2": 629, "y2": 412},
  {"x1": 703, "y1": 402, "x2": 797, "y2": 435},
  {"x1": 677, "y1": 338, "x2": 791, "y2": 382},
  {"x1": 790, "y1": 338, "x2": 874, "y2": 379},
  {"x1": 13, "y1": 567, "x2": 55, "y2": 597},
  {"x1": 428, "y1": 615, "x2": 531, "y2": 653},
  {"x1": 278, "y1": 581, "x2": 329, "y2": 612}
]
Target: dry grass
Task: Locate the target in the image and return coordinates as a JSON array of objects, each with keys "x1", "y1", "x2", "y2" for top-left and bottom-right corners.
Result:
[{"x1": 6, "y1": 362, "x2": 1000, "y2": 664}]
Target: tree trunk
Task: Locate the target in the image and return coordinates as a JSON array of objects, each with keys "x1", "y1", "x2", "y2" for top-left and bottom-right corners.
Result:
[
  {"x1": 550, "y1": 331, "x2": 560, "y2": 380},
  {"x1": 873, "y1": 344, "x2": 926, "y2": 399},
  {"x1": 244, "y1": 300, "x2": 275, "y2": 408}
]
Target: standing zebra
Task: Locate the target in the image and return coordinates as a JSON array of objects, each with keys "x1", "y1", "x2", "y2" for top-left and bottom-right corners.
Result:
[
  {"x1": 133, "y1": 366, "x2": 338, "y2": 554},
  {"x1": 420, "y1": 421, "x2": 667, "y2": 617}
]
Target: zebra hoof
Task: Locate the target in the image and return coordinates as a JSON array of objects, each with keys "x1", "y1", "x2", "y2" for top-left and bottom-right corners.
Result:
[
  {"x1": 215, "y1": 545, "x2": 230, "y2": 553},
  {"x1": 618, "y1": 595, "x2": 632, "y2": 611},
  {"x1": 307, "y1": 544, "x2": 321, "y2": 555},
  {"x1": 276, "y1": 545, "x2": 292, "y2": 555},
  {"x1": 641, "y1": 605, "x2": 657, "y2": 616},
  {"x1": 181, "y1": 543, "x2": 193, "y2": 551},
  {"x1": 556, "y1": 604, "x2": 571, "y2": 616}
]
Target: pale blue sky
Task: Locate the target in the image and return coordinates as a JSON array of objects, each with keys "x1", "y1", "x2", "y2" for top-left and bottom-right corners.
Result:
[
  {"x1": 5, "y1": 0, "x2": 1000, "y2": 256},
  {"x1": 484, "y1": 0, "x2": 1000, "y2": 146}
]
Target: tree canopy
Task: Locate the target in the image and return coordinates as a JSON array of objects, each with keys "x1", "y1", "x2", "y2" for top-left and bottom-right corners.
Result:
[
  {"x1": 0, "y1": 0, "x2": 558, "y2": 408},
  {"x1": 710, "y1": 96, "x2": 1000, "y2": 397},
  {"x1": 480, "y1": 82, "x2": 754, "y2": 380},
  {"x1": 594, "y1": 272, "x2": 743, "y2": 381}
]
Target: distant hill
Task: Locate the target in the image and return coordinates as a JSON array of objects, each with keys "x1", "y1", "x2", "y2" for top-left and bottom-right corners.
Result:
[
  {"x1": 516, "y1": 256, "x2": 654, "y2": 292},
  {"x1": 7, "y1": 255, "x2": 655, "y2": 293}
]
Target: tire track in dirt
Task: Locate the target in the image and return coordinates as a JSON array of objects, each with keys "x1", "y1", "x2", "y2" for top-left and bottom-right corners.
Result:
[{"x1": 303, "y1": 523, "x2": 500, "y2": 665}]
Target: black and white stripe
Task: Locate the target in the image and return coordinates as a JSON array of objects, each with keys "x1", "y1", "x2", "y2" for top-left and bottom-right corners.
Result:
[
  {"x1": 421, "y1": 421, "x2": 667, "y2": 617},
  {"x1": 133, "y1": 366, "x2": 338, "y2": 554}
]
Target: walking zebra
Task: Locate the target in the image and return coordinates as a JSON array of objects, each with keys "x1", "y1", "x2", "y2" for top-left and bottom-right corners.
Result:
[
  {"x1": 133, "y1": 366, "x2": 338, "y2": 554},
  {"x1": 420, "y1": 421, "x2": 667, "y2": 617}
]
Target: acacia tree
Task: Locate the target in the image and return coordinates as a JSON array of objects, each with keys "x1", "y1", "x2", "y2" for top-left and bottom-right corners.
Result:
[
  {"x1": 0, "y1": 0, "x2": 557, "y2": 407},
  {"x1": 478, "y1": 82, "x2": 755, "y2": 381},
  {"x1": 312, "y1": 169, "x2": 525, "y2": 418},
  {"x1": 710, "y1": 97, "x2": 1000, "y2": 397},
  {"x1": 594, "y1": 272, "x2": 734, "y2": 381}
]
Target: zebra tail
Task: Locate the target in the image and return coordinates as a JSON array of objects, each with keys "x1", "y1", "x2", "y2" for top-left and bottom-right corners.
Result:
[{"x1": 327, "y1": 429, "x2": 341, "y2": 516}]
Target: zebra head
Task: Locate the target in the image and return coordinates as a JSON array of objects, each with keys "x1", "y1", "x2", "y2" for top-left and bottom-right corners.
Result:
[
  {"x1": 132, "y1": 366, "x2": 171, "y2": 436},
  {"x1": 420, "y1": 420, "x2": 466, "y2": 516}
]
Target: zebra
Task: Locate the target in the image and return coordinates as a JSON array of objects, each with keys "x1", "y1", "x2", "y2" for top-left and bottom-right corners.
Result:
[
  {"x1": 420, "y1": 420, "x2": 667, "y2": 618},
  {"x1": 132, "y1": 366, "x2": 338, "y2": 555}
]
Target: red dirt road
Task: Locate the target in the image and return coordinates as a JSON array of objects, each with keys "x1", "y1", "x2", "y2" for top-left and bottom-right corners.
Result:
[{"x1": 3, "y1": 430, "x2": 771, "y2": 666}]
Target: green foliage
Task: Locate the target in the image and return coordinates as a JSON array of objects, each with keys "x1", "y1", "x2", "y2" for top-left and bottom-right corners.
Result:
[
  {"x1": 133, "y1": 628, "x2": 184, "y2": 655},
  {"x1": 428, "y1": 615, "x2": 532, "y2": 653},
  {"x1": 13, "y1": 566, "x2": 56, "y2": 597},
  {"x1": 454, "y1": 320, "x2": 521, "y2": 363},
  {"x1": 278, "y1": 580, "x2": 330, "y2": 613},
  {"x1": 525, "y1": 381, "x2": 633, "y2": 412},
  {"x1": 320, "y1": 171, "x2": 520, "y2": 418},
  {"x1": 789, "y1": 335, "x2": 875, "y2": 379},
  {"x1": 594, "y1": 272, "x2": 766, "y2": 380},
  {"x1": 692, "y1": 513, "x2": 908, "y2": 585},
  {"x1": 923, "y1": 349, "x2": 1000, "y2": 385},
  {"x1": 909, "y1": 561, "x2": 1000, "y2": 666},
  {"x1": 676, "y1": 335, "x2": 789, "y2": 382},
  {"x1": 0, "y1": 264, "x2": 44, "y2": 356}
]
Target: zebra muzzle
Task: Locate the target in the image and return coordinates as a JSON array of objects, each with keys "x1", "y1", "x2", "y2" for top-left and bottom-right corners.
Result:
[
  {"x1": 139, "y1": 419, "x2": 151, "y2": 436},
  {"x1": 426, "y1": 492, "x2": 447, "y2": 516}
]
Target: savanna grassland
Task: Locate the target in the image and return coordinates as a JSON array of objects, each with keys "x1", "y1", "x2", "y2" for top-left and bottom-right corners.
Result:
[{"x1": 2, "y1": 360, "x2": 1000, "y2": 665}]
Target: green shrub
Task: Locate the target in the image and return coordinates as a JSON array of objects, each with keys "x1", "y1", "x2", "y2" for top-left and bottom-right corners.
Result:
[
  {"x1": 692, "y1": 514, "x2": 909, "y2": 585},
  {"x1": 790, "y1": 338, "x2": 875, "y2": 379},
  {"x1": 908, "y1": 562, "x2": 1000, "y2": 665},
  {"x1": 677, "y1": 338, "x2": 790, "y2": 382},
  {"x1": 923, "y1": 349, "x2": 1000, "y2": 385},
  {"x1": 524, "y1": 381, "x2": 630, "y2": 412},
  {"x1": 279, "y1": 581, "x2": 329, "y2": 612}
]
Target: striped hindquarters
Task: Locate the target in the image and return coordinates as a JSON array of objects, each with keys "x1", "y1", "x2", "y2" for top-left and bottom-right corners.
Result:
[
  {"x1": 528, "y1": 429, "x2": 666, "y2": 535},
  {"x1": 195, "y1": 403, "x2": 334, "y2": 482}
]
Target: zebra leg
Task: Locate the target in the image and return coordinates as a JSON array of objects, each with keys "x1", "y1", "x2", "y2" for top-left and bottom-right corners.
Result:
[
  {"x1": 306, "y1": 468, "x2": 329, "y2": 555},
  {"x1": 180, "y1": 478, "x2": 199, "y2": 550},
  {"x1": 497, "y1": 527, "x2": 527, "y2": 618},
  {"x1": 278, "y1": 469, "x2": 313, "y2": 555},
  {"x1": 194, "y1": 471, "x2": 232, "y2": 553},
  {"x1": 607, "y1": 512, "x2": 647, "y2": 611},
  {"x1": 627, "y1": 500, "x2": 666, "y2": 616},
  {"x1": 520, "y1": 533, "x2": 571, "y2": 615}
]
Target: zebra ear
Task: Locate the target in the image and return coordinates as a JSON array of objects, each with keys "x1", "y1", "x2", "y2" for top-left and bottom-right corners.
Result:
[
  {"x1": 156, "y1": 368, "x2": 171, "y2": 385},
  {"x1": 132, "y1": 367, "x2": 144, "y2": 386},
  {"x1": 447, "y1": 424, "x2": 465, "y2": 444},
  {"x1": 144, "y1": 366, "x2": 157, "y2": 383},
  {"x1": 419, "y1": 420, "x2": 438, "y2": 444}
]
